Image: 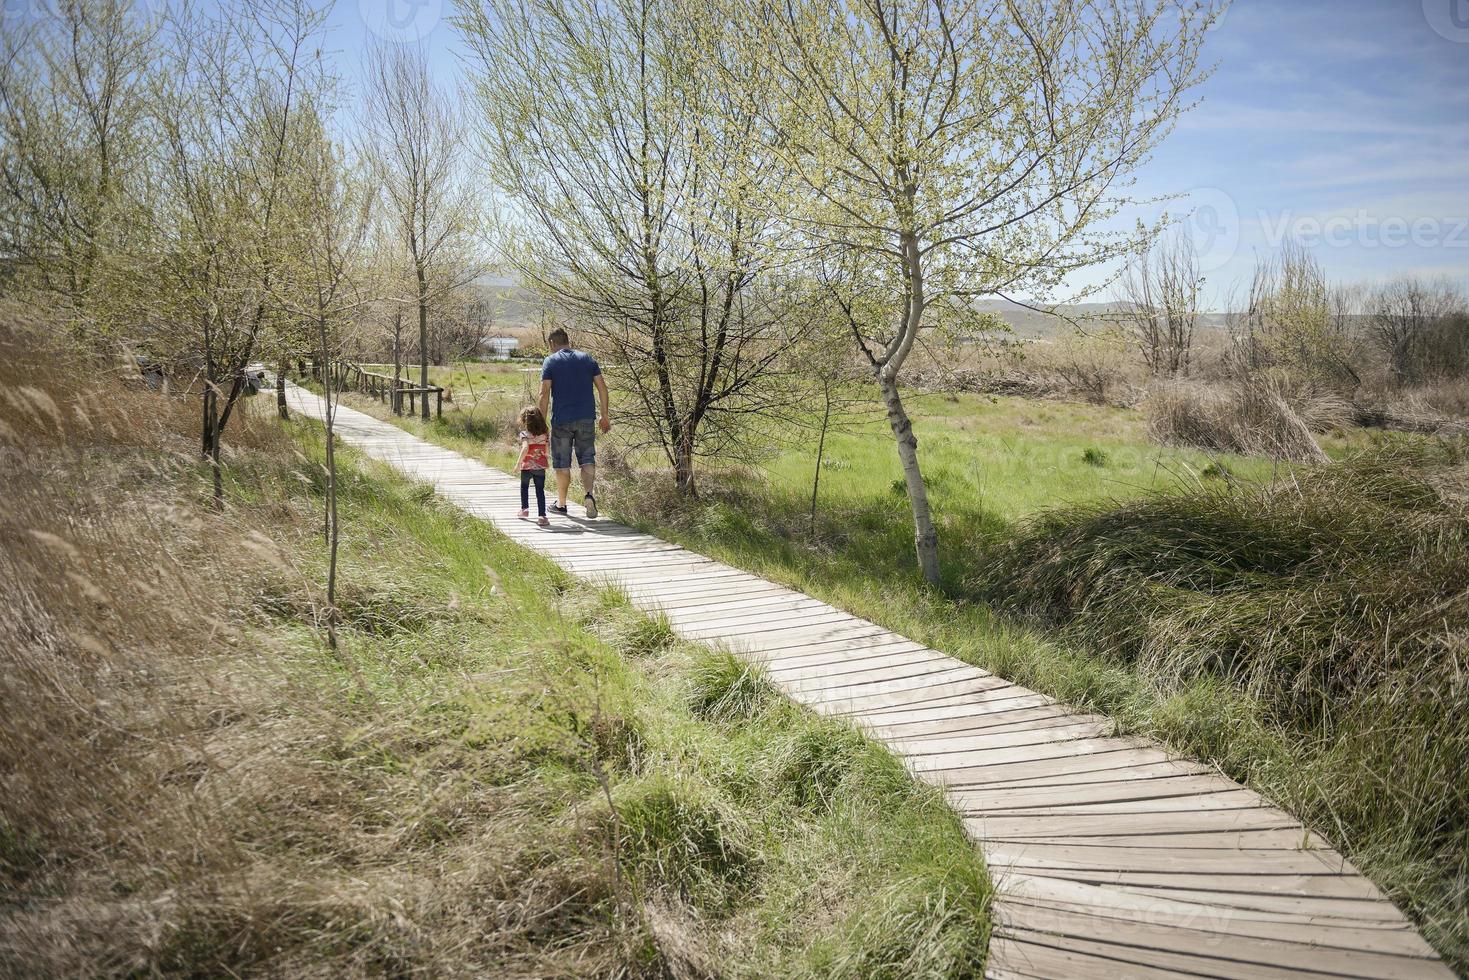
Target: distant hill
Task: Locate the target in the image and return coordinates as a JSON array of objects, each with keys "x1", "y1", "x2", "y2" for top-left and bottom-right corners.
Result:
[
  {"x1": 473, "y1": 276, "x2": 1233, "y2": 338},
  {"x1": 970, "y1": 297, "x2": 1230, "y2": 338}
]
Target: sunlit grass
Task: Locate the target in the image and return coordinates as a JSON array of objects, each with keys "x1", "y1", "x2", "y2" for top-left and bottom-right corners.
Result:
[{"x1": 335, "y1": 374, "x2": 1465, "y2": 969}]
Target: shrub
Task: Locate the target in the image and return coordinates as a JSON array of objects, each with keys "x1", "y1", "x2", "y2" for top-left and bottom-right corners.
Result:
[
  {"x1": 1146, "y1": 379, "x2": 1329, "y2": 462},
  {"x1": 685, "y1": 648, "x2": 779, "y2": 722},
  {"x1": 613, "y1": 776, "x2": 754, "y2": 902}
]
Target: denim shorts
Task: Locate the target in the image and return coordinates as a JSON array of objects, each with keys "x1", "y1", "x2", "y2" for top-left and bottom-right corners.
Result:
[{"x1": 550, "y1": 417, "x2": 596, "y2": 469}]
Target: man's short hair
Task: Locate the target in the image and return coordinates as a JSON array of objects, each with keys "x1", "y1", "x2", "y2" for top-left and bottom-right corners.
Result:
[{"x1": 548, "y1": 328, "x2": 570, "y2": 347}]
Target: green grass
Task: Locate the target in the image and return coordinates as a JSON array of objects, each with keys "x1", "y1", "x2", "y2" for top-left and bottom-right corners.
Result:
[
  {"x1": 330, "y1": 375, "x2": 1465, "y2": 969},
  {"x1": 2, "y1": 349, "x2": 993, "y2": 978},
  {"x1": 284, "y1": 430, "x2": 994, "y2": 976}
]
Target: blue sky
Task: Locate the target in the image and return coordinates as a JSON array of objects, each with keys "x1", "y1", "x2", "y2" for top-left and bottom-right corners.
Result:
[
  {"x1": 327, "y1": 0, "x2": 1467, "y2": 308},
  {"x1": 1130, "y1": 0, "x2": 1469, "y2": 307}
]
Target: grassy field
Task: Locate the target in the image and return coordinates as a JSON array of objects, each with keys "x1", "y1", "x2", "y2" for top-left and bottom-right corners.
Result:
[
  {"x1": 2, "y1": 335, "x2": 992, "y2": 977},
  {"x1": 334, "y1": 360, "x2": 1467, "y2": 969}
]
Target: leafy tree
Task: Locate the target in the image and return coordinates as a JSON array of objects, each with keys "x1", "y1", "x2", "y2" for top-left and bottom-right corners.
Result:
[
  {"x1": 457, "y1": 0, "x2": 818, "y2": 494},
  {"x1": 733, "y1": 0, "x2": 1218, "y2": 583},
  {"x1": 0, "y1": 0, "x2": 154, "y2": 325},
  {"x1": 148, "y1": 0, "x2": 328, "y2": 506}
]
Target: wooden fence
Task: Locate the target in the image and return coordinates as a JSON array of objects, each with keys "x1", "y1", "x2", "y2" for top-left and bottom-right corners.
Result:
[{"x1": 331, "y1": 362, "x2": 444, "y2": 419}]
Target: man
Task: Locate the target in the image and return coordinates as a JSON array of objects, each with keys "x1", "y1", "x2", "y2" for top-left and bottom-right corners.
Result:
[{"x1": 538, "y1": 328, "x2": 611, "y2": 517}]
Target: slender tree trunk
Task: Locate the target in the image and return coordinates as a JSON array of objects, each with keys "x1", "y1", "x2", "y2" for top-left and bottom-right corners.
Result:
[
  {"x1": 201, "y1": 316, "x2": 224, "y2": 510},
  {"x1": 201, "y1": 385, "x2": 213, "y2": 457},
  {"x1": 810, "y1": 382, "x2": 831, "y2": 534},
  {"x1": 392, "y1": 311, "x2": 404, "y2": 416},
  {"x1": 880, "y1": 373, "x2": 939, "y2": 585},
  {"x1": 417, "y1": 271, "x2": 430, "y2": 420},
  {"x1": 318, "y1": 312, "x2": 339, "y2": 651},
  {"x1": 205, "y1": 381, "x2": 223, "y2": 509},
  {"x1": 277, "y1": 354, "x2": 290, "y2": 419},
  {"x1": 674, "y1": 425, "x2": 697, "y2": 496}
]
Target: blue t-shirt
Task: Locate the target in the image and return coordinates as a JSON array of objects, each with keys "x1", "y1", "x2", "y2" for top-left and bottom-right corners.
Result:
[{"x1": 541, "y1": 348, "x2": 602, "y2": 425}]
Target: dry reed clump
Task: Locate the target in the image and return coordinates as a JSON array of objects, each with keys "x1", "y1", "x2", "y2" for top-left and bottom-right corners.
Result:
[
  {"x1": 1145, "y1": 379, "x2": 1339, "y2": 462},
  {"x1": 1351, "y1": 386, "x2": 1469, "y2": 436}
]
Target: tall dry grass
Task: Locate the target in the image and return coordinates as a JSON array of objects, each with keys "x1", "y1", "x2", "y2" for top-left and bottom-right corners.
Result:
[
  {"x1": 1145, "y1": 379, "x2": 1345, "y2": 462},
  {"x1": 0, "y1": 319, "x2": 629, "y2": 975},
  {"x1": 2, "y1": 312, "x2": 993, "y2": 977}
]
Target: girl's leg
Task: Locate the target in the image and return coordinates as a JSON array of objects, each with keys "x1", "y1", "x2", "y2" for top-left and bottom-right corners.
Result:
[
  {"x1": 520, "y1": 470, "x2": 531, "y2": 510},
  {"x1": 532, "y1": 470, "x2": 547, "y2": 516}
]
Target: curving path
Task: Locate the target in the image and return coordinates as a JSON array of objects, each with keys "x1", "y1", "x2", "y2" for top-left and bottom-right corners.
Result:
[{"x1": 287, "y1": 386, "x2": 1451, "y2": 979}]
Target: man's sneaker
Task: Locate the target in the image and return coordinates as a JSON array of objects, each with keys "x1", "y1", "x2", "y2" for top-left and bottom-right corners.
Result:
[
  {"x1": 549, "y1": 502, "x2": 569, "y2": 516},
  {"x1": 536, "y1": 515, "x2": 550, "y2": 527},
  {"x1": 583, "y1": 494, "x2": 598, "y2": 518}
]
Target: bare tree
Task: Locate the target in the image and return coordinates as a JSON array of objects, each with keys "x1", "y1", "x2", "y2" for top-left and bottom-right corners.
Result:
[
  {"x1": 1119, "y1": 230, "x2": 1201, "y2": 377},
  {"x1": 1228, "y1": 241, "x2": 1359, "y2": 389},
  {"x1": 359, "y1": 43, "x2": 479, "y2": 420},
  {"x1": 1368, "y1": 275, "x2": 1466, "y2": 386},
  {"x1": 457, "y1": 0, "x2": 819, "y2": 495},
  {"x1": 741, "y1": 0, "x2": 1217, "y2": 583}
]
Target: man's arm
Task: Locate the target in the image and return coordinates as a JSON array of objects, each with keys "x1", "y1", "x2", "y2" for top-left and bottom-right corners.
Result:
[
  {"x1": 594, "y1": 374, "x2": 611, "y2": 432},
  {"x1": 537, "y1": 379, "x2": 552, "y2": 423}
]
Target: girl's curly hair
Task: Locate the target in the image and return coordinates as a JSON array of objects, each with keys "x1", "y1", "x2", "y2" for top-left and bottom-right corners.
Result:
[{"x1": 518, "y1": 405, "x2": 548, "y2": 437}]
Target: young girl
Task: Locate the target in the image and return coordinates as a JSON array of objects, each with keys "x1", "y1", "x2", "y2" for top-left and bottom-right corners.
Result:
[{"x1": 515, "y1": 406, "x2": 551, "y2": 525}]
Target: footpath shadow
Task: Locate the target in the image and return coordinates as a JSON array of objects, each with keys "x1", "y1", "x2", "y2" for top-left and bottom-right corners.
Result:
[{"x1": 518, "y1": 516, "x2": 641, "y2": 538}]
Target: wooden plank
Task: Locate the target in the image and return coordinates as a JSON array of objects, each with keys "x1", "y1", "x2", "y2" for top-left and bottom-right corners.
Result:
[
  {"x1": 894, "y1": 721, "x2": 1115, "y2": 761},
  {"x1": 949, "y1": 777, "x2": 1268, "y2": 814},
  {"x1": 627, "y1": 580, "x2": 794, "y2": 605},
  {"x1": 1064, "y1": 881, "x2": 1416, "y2": 923},
  {"x1": 1005, "y1": 898, "x2": 1431, "y2": 956},
  {"x1": 658, "y1": 592, "x2": 832, "y2": 619},
  {"x1": 766, "y1": 653, "x2": 950, "y2": 687},
  {"x1": 930, "y1": 746, "x2": 1181, "y2": 787},
  {"x1": 996, "y1": 864, "x2": 1386, "y2": 900},
  {"x1": 953, "y1": 759, "x2": 1214, "y2": 792},
  {"x1": 893, "y1": 712, "x2": 1115, "y2": 747},
  {"x1": 991, "y1": 827, "x2": 1332, "y2": 851},
  {"x1": 966, "y1": 808, "x2": 1302, "y2": 840},
  {"x1": 985, "y1": 935, "x2": 1202, "y2": 980},
  {"x1": 996, "y1": 904, "x2": 1451, "y2": 978},
  {"x1": 749, "y1": 625, "x2": 901, "y2": 656},
  {"x1": 785, "y1": 661, "x2": 980, "y2": 696},
  {"x1": 1000, "y1": 872, "x2": 1419, "y2": 933},
  {"x1": 677, "y1": 613, "x2": 873, "y2": 641},
  {"x1": 814, "y1": 672, "x2": 1010, "y2": 712},
  {"x1": 867, "y1": 702, "x2": 1076, "y2": 739},
  {"x1": 670, "y1": 606, "x2": 856, "y2": 634},
  {"x1": 757, "y1": 636, "x2": 931, "y2": 669}
]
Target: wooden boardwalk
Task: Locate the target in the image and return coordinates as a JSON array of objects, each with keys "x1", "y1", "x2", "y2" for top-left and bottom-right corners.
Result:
[{"x1": 287, "y1": 387, "x2": 1451, "y2": 979}]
